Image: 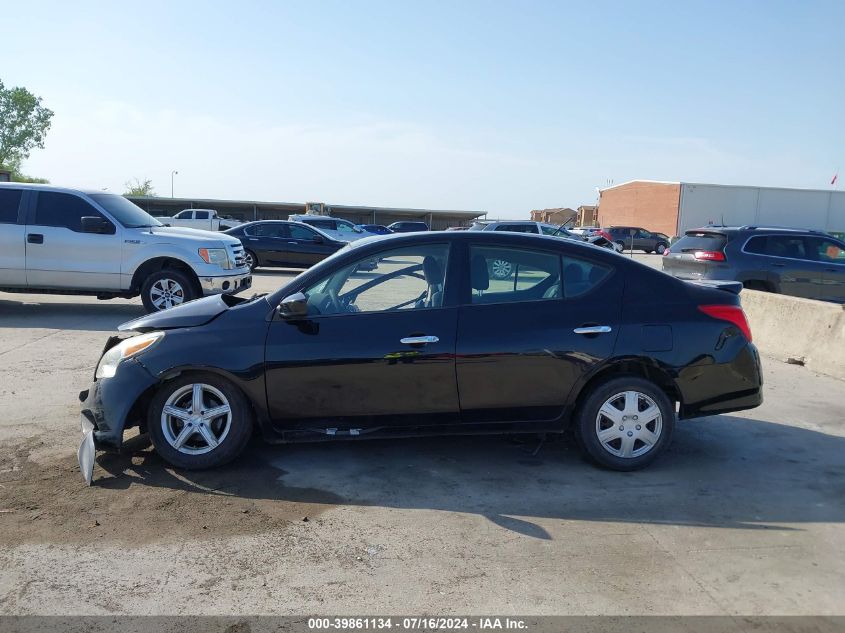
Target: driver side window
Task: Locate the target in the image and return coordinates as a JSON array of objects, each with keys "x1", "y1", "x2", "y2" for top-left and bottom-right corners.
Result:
[{"x1": 303, "y1": 244, "x2": 450, "y2": 316}]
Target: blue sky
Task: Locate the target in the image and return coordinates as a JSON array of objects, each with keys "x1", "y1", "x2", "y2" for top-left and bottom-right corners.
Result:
[{"x1": 4, "y1": 0, "x2": 844, "y2": 216}]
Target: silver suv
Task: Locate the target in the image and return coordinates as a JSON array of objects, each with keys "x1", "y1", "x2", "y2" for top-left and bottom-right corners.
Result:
[{"x1": 0, "y1": 183, "x2": 252, "y2": 312}]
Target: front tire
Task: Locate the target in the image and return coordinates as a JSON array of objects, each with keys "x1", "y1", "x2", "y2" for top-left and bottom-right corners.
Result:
[
  {"x1": 140, "y1": 268, "x2": 198, "y2": 312},
  {"x1": 147, "y1": 372, "x2": 253, "y2": 469},
  {"x1": 574, "y1": 376, "x2": 674, "y2": 471},
  {"x1": 656, "y1": 243, "x2": 667, "y2": 255}
]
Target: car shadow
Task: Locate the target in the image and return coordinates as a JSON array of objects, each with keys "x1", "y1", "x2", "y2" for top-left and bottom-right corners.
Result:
[
  {"x1": 93, "y1": 414, "x2": 845, "y2": 539},
  {"x1": 0, "y1": 298, "x2": 145, "y2": 331}
]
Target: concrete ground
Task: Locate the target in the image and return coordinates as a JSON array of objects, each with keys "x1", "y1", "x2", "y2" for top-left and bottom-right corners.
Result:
[{"x1": 0, "y1": 260, "x2": 843, "y2": 616}]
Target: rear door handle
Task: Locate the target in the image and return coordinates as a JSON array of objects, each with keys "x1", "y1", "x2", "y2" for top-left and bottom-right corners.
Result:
[
  {"x1": 27, "y1": 233, "x2": 44, "y2": 244},
  {"x1": 573, "y1": 326, "x2": 612, "y2": 335},
  {"x1": 400, "y1": 335, "x2": 439, "y2": 345}
]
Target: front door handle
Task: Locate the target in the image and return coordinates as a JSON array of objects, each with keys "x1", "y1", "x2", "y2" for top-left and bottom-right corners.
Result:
[
  {"x1": 27, "y1": 233, "x2": 44, "y2": 244},
  {"x1": 573, "y1": 326, "x2": 612, "y2": 335},
  {"x1": 400, "y1": 335, "x2": 439, "y2": 345}
]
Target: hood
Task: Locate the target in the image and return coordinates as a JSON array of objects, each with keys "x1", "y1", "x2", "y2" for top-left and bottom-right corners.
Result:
[
  {"x1": 118, "y1": 295, "x2": 231, "y2": 332},
  {"x1": 139, "y1": 225, "x2": 242, "y2": 246}
]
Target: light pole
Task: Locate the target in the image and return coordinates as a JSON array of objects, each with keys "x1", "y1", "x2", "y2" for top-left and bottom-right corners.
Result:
[{"x1": 171, "y1": 170, "x2": 178, "y2": 198}]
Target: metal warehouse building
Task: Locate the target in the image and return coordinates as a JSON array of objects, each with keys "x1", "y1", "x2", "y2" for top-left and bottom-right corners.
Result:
[
  {"x1": 126, "y1": 195, "x2": 485, "y2": 231},
  {"x1": 597, "y1": 180, "x2": 845, "y2": 239}
]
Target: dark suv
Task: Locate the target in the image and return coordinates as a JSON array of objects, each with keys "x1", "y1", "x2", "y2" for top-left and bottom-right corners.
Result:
[
  {"x1": 606, "y1": 226, "x2": 670, "y2": 254},
  {"x1": 662, "y1": 226, "x2": 845, "y2": 303}
]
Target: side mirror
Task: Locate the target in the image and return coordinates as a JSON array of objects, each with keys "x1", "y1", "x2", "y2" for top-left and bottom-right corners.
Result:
[
  {"x1": 81, "y1": 216, "x2": 115, "y2": 234},
  {"x1": 279, "y1": 292, "x2": 308, "y2": 319}
]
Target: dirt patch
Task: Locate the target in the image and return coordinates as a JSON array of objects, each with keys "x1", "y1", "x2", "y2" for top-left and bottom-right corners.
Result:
[{"x1": 0, "y1": 433, "x2": 342, "y2": 547}]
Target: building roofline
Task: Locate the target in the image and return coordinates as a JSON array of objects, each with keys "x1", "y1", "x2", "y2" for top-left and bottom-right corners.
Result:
[
  {"x1": 125, "y1": 195, "x2": 484, "y2": 217},
  {"x1": 599, "y1": 179, "x2": 843, "y2": 196}
]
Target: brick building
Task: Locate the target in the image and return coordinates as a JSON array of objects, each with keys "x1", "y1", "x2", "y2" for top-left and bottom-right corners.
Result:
[
  {"x1": 529, "y1": 207, "x2": 576, "y2": 225},
  {"x1": 598, "y1": 180, "x2": 845, "y2": 238}
]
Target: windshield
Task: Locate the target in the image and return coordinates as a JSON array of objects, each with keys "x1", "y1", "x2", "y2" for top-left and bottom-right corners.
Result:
[{"x1": 91, "y1": 194, "x2": 163, "y2": 228}]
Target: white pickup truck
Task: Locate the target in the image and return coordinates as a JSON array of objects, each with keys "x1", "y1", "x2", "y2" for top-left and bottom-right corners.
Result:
[
  {"x1": 0, "y1": 184, "x2": 252, "y2": 312},
  {"x1": 154, "y1": 208, "x2": 240, "y2": 231}
]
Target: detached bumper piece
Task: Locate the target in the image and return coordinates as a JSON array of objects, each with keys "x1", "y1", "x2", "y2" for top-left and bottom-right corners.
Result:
[{"x1": 78, "y1": 415, "x2": 96, "y2": 486}]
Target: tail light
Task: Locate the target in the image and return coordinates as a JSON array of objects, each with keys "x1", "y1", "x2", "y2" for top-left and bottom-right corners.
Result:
[
  {"x1": 694, "y1": 250, "x2": 726, "y2": 262},
  {"x1": 698, "y1": 304, "x2": 752, "y2": 342},
  {"x1": 663, "y1": 248, "x2": 671, "y2": 256},
  {"x1": 598, "y1": 230, "x2": 613, "y2": 241}
]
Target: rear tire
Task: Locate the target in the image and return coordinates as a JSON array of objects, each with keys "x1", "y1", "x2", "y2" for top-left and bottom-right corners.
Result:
[
  {"x1": 147, "y1": 372, "x2": 253, "y2": 470},
  {"x1": 244, "y1": 249, "x2": 258, "y2": 272},
  {"x1": 574, "y1": 376, "x2": 675, "y2": 471},
  {"x1": 140, "y1": 268, "x2": 198, "y2": 312}
]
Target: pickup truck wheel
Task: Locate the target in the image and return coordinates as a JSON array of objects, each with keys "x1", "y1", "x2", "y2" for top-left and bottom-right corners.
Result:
[
  {"x1": 141, "y1": 269, "x2": 198, "y2": 312},
  {"x1": 574, "y1": 376, "x2": 674, "y2": 471},
  {"x1": 148, "y1": 372, "x2": 253, "y2": 470},
  {"x1": 244, "y1": 249, "x2": 258, "y2": 271}
]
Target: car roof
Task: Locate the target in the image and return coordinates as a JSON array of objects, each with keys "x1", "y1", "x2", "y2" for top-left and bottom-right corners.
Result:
[{"x1": 0, "y1": 182, "x2": 113, "y2": 196}]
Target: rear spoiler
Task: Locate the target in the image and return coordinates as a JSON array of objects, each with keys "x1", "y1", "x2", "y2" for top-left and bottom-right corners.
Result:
[{"x1": 684, "y1": 280, "x2": 743, "y2": 295}]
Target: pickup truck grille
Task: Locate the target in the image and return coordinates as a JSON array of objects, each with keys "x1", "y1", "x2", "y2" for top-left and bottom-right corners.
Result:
[{"x1": 229, "y1": 244, "x2": 247, "y2": 269}]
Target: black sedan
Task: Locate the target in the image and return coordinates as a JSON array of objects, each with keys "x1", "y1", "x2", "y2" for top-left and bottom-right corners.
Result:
[
  {"x1": 77, "y1": 231, "x2": 763, "y2": 483},
  {"x1": 224, "y1": 220, "x2": 344, "y2": 271}
]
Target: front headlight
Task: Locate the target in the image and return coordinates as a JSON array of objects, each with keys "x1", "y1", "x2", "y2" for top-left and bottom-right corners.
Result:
[
  {"x1": 198, "y1": 248, "x2": 231, "y2": 269},
  {"x1": 96, "y1": 332, "x2": 164, "y2": 379}
]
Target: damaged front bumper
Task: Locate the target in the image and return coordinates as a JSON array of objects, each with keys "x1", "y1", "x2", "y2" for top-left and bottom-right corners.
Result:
[{"x1": 77, "y1": 357, "x2": 159, "y2": 485}]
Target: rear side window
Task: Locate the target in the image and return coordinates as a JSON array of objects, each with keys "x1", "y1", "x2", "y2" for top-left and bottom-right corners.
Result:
[
  {"x1": 563, "y1": 256, "x2": 611, "y2": 298},
  {"x1": 744, "y1": 235, "x2": 808, "y2": 259},
  {"x1": 194, "y1": 211, "x2": 210, "y2": 220},
  {"x1": 494, "y1": 224, "x2": 538, "y2": 234},
  {"x1": 0, "y1": 189, "x2": 23, "y2": 223},
  {"x1": 34, "y1": 192, "x2": 106, "y2": 232},
  {"x1": 469, "y1": 245, "x2": 561, "y2": 304},
  {"x1": 673, "y1": 232, "x2": 728, "y2": 253},
  {"x1": 247, "y1": 223, "x2": 288, "y2": 238}
]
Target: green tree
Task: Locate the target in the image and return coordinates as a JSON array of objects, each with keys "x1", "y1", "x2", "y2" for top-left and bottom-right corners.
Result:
[
  {"x1": 0, "y1": 79, "x2": 54, "y2": 172},
  {"x1": 124, "y1": 177, "x2": 156, "y2": 196}
]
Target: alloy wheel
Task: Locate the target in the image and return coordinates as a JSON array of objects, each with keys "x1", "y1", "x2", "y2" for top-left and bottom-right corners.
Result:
[
  {"x1": 244, "y1": 251, "x2": 255, "y2": 269},
  {"x1": 594, "y1": 391, "x2": 663, "y2": 458},
  {"x1": 491, "y1": 259, "x2": 513, "y2": 279},
  {"x1": 160, "y1": 383, "x2": 232, "y2": 455},
  {"x1": 150, "y1": 278, "x2": 185, "y2": 310}
]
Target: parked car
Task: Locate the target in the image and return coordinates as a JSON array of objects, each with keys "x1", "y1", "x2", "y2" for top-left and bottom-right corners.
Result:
[
  {"x1": 154, "y1": 209, "x2": 239, "y2": 231},
  {"x1": 77, "y1": 231, "x2": 763, "y2": 484},
  {"x1": 470, "y1": 220, "x2": 582, "y2": 239},
  {"x1": 606, "y1": 226, "x2": 670, "y2": 254},
  {"x1": 662, "y1": 226, "x2": 845, "y2": 302},
  {"x1": 224, "y1": 221, "x2": 346, "y2": 271},
  {"x1": 0, "y1": 183, "x2": 251, "y2": 313},
  {"x1": 585, "y1": 234, "x2": 623, "y2": 252},
  {"x1": 356, "y1": 224, "x2": 393, "y2": 235},
  {"x1": 469, "y1": 220, "x2": 592, "y2": 278},
  {"x1": 386, "y1": 221, "x2": 430, "y2": 232},
  {"x1": 287, "y1": 215, "x2": 366, "y2": 242}
]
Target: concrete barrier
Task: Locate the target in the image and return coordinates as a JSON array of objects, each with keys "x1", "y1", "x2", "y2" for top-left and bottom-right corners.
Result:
[{"x1": 740, "y1": 289, "x2": 845, "y2": 381}]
